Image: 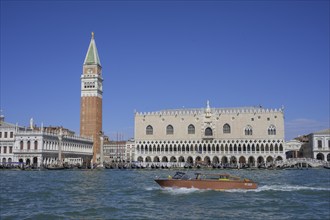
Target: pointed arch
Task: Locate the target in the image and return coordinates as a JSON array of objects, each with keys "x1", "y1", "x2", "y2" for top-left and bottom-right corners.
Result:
[
  {"x1": 195, "y1": 156, "x2": 202, "y2": 162},
  {"x1": 257, "y1": 156, "x2": 264, "y2": 164},
  {"x1": 166, "y1": 125, "x2": 174, "y2": 135},
  {"x1": 230, "y1": 156, "x2": 237, "y2": 164},
  {"x1": 239, "y1": 156, "x2": 246, "y2": 164},
  {"x1": 244, "y1": 125, "x2": 253, "y2": 135},
  {"x1": 268, "y1": 125, "x2": 276, "y2": 135},
  {"x1": 153, "y1": 156, "x2": 160, "y2": 162},
  {"x1": 146, "y1": 125, "x2": 153, "y2": 135},
  {"x1": 162, "y1": 156, "x2": 168, "y2": 162},
  {"x1": 223, "y1": 123, "x2": 231, "y2": 133},
  {"x1": 204, "y1": 156, "x2": 211, "y2": 165},
  {"x1": 248, "y1": 156, "x2": 255, "y2": 166},
  {"x1": 205, "y1": 127, "x2": 213, "y2": 136},
  {"x1": 170, "y1": 156, "x2": 177, "y2": 162},
  {"x1": 266, "y1": 156, "x2": 274, "y2": 163},
  {"x1": 212, "y1": 156, "x2": 220, "y2": 164},
  {"x1": 187, "y1": 156, "x2": 193, "y2": 164},
  {"x1": 221, "y1": 156, "x2": 228, "y2": 164},
  {"x1": 188, "y1": 124, "x2": 195, "y2": 134}
]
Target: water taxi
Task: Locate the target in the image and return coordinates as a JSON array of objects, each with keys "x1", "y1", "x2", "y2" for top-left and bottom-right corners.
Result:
[{"x1": 155, "y1": 172, "x2": 258, "y2": 190}]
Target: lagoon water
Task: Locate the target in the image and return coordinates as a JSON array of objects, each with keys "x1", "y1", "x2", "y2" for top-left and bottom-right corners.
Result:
[{"x1": 1, "y1": 169, "x2": 329, "y2": 220}]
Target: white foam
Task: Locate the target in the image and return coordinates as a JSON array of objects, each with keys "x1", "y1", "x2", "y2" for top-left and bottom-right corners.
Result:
[
  {"x1": 161, "y1": 187, "x2": 206, "y2": 195},
  {"x1": 253, "y1": 185, "x2": 330, "y2": 192},
  {"x1": 145, "y1": 186, "x2": 159, "y2": 191}
]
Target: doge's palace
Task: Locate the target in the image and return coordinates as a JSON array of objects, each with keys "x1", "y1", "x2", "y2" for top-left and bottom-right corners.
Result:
[{"x1": 134, "y1": 102, "x2": 285, "y2": 167}]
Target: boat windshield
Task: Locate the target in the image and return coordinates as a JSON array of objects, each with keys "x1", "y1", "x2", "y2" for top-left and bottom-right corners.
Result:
[{"x1": 173, "y1": 172, "x2": 190, "y2": 180}]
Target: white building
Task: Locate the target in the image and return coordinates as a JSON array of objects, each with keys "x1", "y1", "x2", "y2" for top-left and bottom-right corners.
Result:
[
  {"x1": 0, "y1": 116, "x2": 94, "y2": 168},
  {"x1": 125, "y1": 139, "x2": 135, "y2": 163},
  {"x1": 104, "y1": 141, "x2": 126, "y2": 163},
  {"x1": 300, "y1": 129, "x2": 330, "y2": 161},
  {"x1": 134, "y1": 102, "x2": 286, "y2": 167},
  {"x1": 103, "y1": 139, "x2": 135, "y2": 163},
  {"x1": 0, "y1": 115, "x2": 23, "y2": 164}
]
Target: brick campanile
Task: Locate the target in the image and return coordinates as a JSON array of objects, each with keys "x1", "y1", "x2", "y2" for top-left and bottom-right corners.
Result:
[{"x1": 80, "y1": 32, "x2": 103, "y2": 163}]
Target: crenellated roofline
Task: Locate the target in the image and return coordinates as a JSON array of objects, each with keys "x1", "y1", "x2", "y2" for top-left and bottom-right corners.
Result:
[{"x1": 135, "y1": 106, "x2": 284, "y2": 116}]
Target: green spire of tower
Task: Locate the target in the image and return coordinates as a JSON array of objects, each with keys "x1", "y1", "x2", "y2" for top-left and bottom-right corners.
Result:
[{"x1": 84, "y1": 32, "x2": 101, "y2": 65}]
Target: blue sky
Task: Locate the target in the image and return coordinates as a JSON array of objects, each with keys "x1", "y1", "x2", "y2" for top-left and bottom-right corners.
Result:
[{"x1": 1, "y1": 0, "x2": 329, "y2": 140}]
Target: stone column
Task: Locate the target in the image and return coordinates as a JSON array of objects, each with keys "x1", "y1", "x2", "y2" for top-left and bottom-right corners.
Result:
[
  {"x1": 100, "y1": 135, "x2": 104, "y2": 167},
  {"x1": 58, "y1": 128, "x2": 63, "y2": 164}
]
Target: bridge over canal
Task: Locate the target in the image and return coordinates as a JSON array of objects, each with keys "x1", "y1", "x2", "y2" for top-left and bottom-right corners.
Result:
[{"x1": 275, "y1": 158, "x2": 329, "y2": 168}]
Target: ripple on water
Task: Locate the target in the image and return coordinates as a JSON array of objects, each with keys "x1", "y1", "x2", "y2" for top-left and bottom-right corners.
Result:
[{"x1": 0, "y1": 169, "x2": 329, "y2": 220}]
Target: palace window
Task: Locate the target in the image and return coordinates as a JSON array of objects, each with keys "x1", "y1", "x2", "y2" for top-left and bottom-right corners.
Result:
[
  {"x1": 146, "y1": 125, "x2": 153, "y2": 135},
  {"x1": 205, "y1": 127, "x2": 213, "y2": 136},
  {"x1": 20, "y1": 141, "x2": 23, "y2": 150},
  {"x1": 223, "y1": 124, "x2": 231, "y2": 134},
  {"x1": 268, "y1": 125, "x2": 276, "y2": 135},
  {"x1": 4, "y1": 146, "x2": 7, "y2": 153},
  {"x1": 27, "y1": 141, "x2": 31, "y2": 150},
  {"x1": 245, "y1": 125, "x2": 253, "y2": 136},
  {"x1": 188, "y1": 124, "x2": 195, "y2": 134},
  {"x1": 318, "y1": 140, "x2": 322, "y2": 149},
  {"x1": 10, "y1": 132, "x2": 13, "y2": 138},
  {"x1": 34, "y1": 141, "x2": 38, "y2": 150},
  {"x1": 9, "y1": 146, "x2": 12, "y2": 153},
  {"x1": 166, "y1": 125, "x2": 174, "y2": 135}
]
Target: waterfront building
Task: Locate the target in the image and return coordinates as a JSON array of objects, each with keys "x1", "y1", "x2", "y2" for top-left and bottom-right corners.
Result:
[
  {"x1": 103, "y1": 139, "x2": 135, "y2": 163},
  {"x1": 125, "y1": 139, "x2": 135, "y2": 163},
  {"x1": 80, "y1": 32, "x2": 103, "y2": 162},
  {"x1": 0, "y1": 114, "x2": 24, "y2": 164},
  {"x1": 104, "y1": 141, "x2": 126, "y2": 163},
  {"x1": 300, "y1": 129, "x2": 330, "y2": 161},
  {"x1": 14, "y1": 126, "x2": 93, "y2": 167},
  {"x1": 134, "y1": 102, "x2": 285, "y2": 167},
  {"x1": 0, "y1": 116, "x2": 93, "y2": 167}
]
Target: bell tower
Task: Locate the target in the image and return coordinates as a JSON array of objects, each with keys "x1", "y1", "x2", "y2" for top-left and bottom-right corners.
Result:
[{"x1": 80, "y1": 32, "x2": 103, "y2": 163}]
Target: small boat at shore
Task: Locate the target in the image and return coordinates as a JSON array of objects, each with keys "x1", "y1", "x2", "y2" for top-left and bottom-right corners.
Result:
[
  {"x1": 46, "y1": 163, "x2": 65, "y2": 170},
  {"x1": 155, "y1": 172, "x2": 258, "y2": 190},
  {"x1": 324, "y1": 165, "x2": 330, "y2": 169}
]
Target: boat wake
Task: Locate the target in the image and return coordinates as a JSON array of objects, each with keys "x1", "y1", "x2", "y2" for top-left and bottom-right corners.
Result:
[
  {"x1": 255, "y1": 185, "x2": 330, "y2": 192},
  {"x1": 225, "y1": 185, "x2": 330, "y2": 193}
]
